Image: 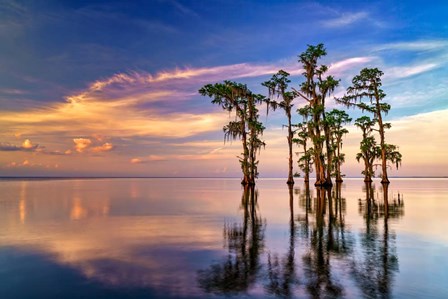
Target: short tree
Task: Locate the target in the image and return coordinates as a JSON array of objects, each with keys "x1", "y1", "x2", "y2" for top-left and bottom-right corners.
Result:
[{"x1": 354, "y1": 116, "x2": 379, "y2": 182}]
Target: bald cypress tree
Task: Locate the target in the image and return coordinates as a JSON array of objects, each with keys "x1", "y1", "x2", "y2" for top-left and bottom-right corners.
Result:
[
  {"x1": 293, "y1": 122, "x2": 313, "y2": 183},
  {"x1": 199, "y1": 81, "x2": 267, "y2": 185},
  {"x1": 337, "y1": 68, "x2": 401, "y2": 184},
  {"x1": 355, "y1": 116, "x2": 379, "y2": 182},
  {"x1": 326, "y1": 109, "x2": 352, "y2": 182},
  {"x1": 263, "y1": 70, "x2": 297, "y2": 185},
  {"x1": 293, "y1": 44, "x2": 339, "y2": 187}
]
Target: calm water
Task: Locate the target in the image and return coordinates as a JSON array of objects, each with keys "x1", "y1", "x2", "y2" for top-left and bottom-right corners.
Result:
[{"x1": 0, "y1": 178, "x2": 447, "y2": 298}]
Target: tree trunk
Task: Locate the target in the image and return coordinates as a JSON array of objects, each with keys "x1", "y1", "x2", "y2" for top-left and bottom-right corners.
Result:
[
  {"x1": 375, "y1": 88, "x2": 390, "y2": 184},
  {"x1": 315, "y1": 152, "x2": 327, "y2": 187},
  {"x1": 336, "y1": 141, "x2": 343, "y2": 182},
  {"x1": 323, "y1": 113, "x2": 333, "y2": 187},
  {"x1": 364, "y1": 159, "x2": 372, "y2": 182},
  {"x1": 312, "y1": 105, "x2": 328, "y2": 187},
  {"x1": 248, "y1": 99, "x2": 256, "y2": 186},
  {"x1": 241, "y1": 129, "x2": 250, "y2": 185},
  {"x1": 287, "y1": 111, "x2": 294, "y2": 185}
]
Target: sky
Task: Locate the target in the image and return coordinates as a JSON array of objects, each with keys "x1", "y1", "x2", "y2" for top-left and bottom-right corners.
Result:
[{"x1": 0, "y1": 0, "x2": 447, "y2": 178}]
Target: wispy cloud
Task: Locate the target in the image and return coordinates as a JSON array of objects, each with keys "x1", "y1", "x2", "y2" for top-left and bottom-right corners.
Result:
[
  {"x1": 385, "y1": 63, "x2": 440, "y2": 79},
  {"x1": 375, "y1": 40, "x2": 448, "y2": 52},
  {"x1": 168, "y1": 0, "x2": 199, "y2": 18},
  {"x1": 6, "y1": 159, "x2": 59, "y2": 169},
  {"x1": 88, "y1": 63, "x2": 304, "y2": 93},
  {"x1": 328, "y1": 56, "x2": 376, "y2": 75},
  {"x1": 0, "y1": 61, "x2": 315, "y2": 143},
  {"x1": 0, "y1": 88, "x2": 27, "y2": 95},
  {"x1": 0, "y1": 55, "x2": 386, "y2": 171},
  {"x1": 322, "y1": 11, "x2": 368, "y2": 28},
  {"x1": 388, "y1": 81, "x2": 448, "y2": 107},
  {"x1": 92, "y1": 142, "x2": 114, "y2": 153},
  {"x1": 130, "y1": 140, "x2": 237, "y2": 165}
]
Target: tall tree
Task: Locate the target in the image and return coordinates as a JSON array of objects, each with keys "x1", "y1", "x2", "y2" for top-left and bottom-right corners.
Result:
[
  {"x1": 199, "y1": 81, "x2": 267, "y2": 185},
  {"x1": 247, "y1": 92, "x2": 268, "y2": 184},
  {"x1": 354, "y1": 116, "x2": 379, "y2": 182},
  {"x1": 293, "y1": 44, "x2": 340, "y2": 187},
  {"x1": 263, "y1": 70, "x2": 297, "y2": 185},
  {"x1": 337, "y1": 68, "x2": 401, "y2": 184}
]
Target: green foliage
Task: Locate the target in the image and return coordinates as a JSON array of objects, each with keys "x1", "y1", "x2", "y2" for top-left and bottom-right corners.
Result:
[
  {"x1": 295, "y1": 44, "x2": 343, "y2": 185},
  {"x1": 200, "y1": 47, "x2": 402, "y2": 185},
  {"x1": 199, "y1": 81, "x2": 268, "y2": 185},
  {"x1": 326, "y1": 109, "x2": 352, "y2": 179},
  {"x1": 385, "y1": 144, "x2": 402, "y2": 170},
  {"x1": 293, "y1": 122, "x2": 313, "y2": 178},
  {"x1": 338, "y1": 67, "x2": 402, "y2": 182},
  {"x1": 354, "y1": 116, "x2": 380, "y2": 180},
  {"x1": 263, "y1": 70, "x2": 298, "y2": 183}
]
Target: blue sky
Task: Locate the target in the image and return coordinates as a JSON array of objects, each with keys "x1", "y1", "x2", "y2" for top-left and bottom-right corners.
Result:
[{"x1": 0, "y1": 0, "x2": 447, "y2": 177}]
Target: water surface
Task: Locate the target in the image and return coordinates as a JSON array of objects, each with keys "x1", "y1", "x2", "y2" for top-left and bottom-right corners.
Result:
[{"x1": 0, "y1": 178, "x2": 447, "y2": 298}]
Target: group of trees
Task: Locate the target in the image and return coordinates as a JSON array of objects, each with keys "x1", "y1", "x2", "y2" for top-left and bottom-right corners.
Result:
[
  {"x1": 337, "y1": 68, "x2": 402, "y2": 184},
  {"x1": 200, "y1": 44, "x2": 401, "y2": 186}
]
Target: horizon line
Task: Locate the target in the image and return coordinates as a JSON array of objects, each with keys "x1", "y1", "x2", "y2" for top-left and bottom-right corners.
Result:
[{"x1": 0, "y1": 176, "x2": 447, "y2": 180}]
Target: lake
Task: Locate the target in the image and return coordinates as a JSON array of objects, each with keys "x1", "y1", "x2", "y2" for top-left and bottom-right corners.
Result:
[{"x1": 0, "y1": 178, "x2": 447, "y2": 298}]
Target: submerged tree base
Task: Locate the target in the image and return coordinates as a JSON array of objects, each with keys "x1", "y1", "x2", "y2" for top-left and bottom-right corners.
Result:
[
  {"x1": 314, "y1": 180, "x2": 333, "y2": 188},
  {"x1": 241, "y1": 180, "x2": 256, "y2": 186},
  {"x1": 286, "y1": 180, "x2": 295, "y2": 185}
]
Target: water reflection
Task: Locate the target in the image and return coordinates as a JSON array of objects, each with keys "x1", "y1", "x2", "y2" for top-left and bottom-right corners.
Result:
[
  {"x1": 300, "y1": 184, "x2": 352, "y2": 298},
  {"x1": 264, "y1": 186, "x2": 297, "y2": 297},
  {"x1": 197, "y1": 185, "x2": 265, "y2": 295},
  {"x1": 353, "y1": 183, "x2": 404, "y2": 298},
  {"x1": 10, "y1": 179, "x2": 448, "y2": 298},
  {"x1": 19, "y1": 181, "x2": 27, "y2": 224},
  {"x1": 198, "y1": 181, "x2": 404, "y2": 298}
]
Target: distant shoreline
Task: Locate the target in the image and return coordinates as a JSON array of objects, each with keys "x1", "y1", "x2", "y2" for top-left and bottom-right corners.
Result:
[{"x1": 0, "y1": 176, "x2": 447, "y2": 181}]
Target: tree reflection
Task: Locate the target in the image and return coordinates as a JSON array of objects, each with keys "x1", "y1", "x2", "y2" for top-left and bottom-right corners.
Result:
[
  {"x1": 301, "y1": 184, "x2": 352, "y2": 299},
  {"x1": 265, "y1": 185, "x2": 298, "y2": 297},
  {"x1": 198, "y1": 181, "x2": 405, "y2": 298},
  {"x1": 353, "y1": 182, "x2": 404, "y2": 298},
  {"x1": 292, "y1": 182, "x2": 353, "y2": 298},
  {"x1": 197, "y1": 185, "x2": 265, "y2": 295}
]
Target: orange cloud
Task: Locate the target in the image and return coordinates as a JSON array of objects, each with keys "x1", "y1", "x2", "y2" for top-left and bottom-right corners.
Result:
[
  {"x1": 21, "y1": 139, "x2": 34, "y2": 149},
  {"x1": 0, "y1": 139, "x2": 39, "y2": 151},
  {"x1": 130, "y1": 158, "x2": 143, "y2": 164},
  {"x1": 5, "y1": 159, "x2": 59, "y2": 169},
  {"x1": 91, "y1": 143, "x2": 114, "y2": 153},
  {"x1": 73, "y1": 138, "x2": 92, "y2": 153},
  {"x1": 0, "y1": 56, "x2": 375, "y2": 145}
]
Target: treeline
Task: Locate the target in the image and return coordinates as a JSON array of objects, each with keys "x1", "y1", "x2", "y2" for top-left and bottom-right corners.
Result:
[{"x1": 199, "y1": 44, "x2": 402, "y2": 187}]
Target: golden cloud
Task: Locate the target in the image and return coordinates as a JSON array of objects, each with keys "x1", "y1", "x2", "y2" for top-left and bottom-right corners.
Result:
[
  {"x1": 91, "y1": 143, "x2": 114, "y2": 153},
  {"x1": 21, "y1": 139, "x2": 34, "y2": 149},
  {"x1": 73, "y1": 138, "x2": 92, "y2": 153},
  {"x1": 0, "y1": 139, "x2": 39, "y2": 151}
]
